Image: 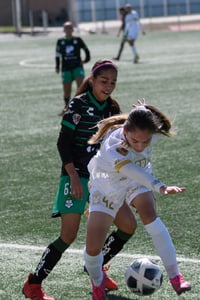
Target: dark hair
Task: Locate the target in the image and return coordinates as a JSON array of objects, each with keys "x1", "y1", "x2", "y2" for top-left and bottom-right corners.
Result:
[
  {"x1": 75, "y1": 59, "x2": 121, "y2": 114},
  {"x1": 88, "y1": 101, "x2": 173, "y2": 144},
  {"x1": 75, "y1": 59, "x2": 118, "y2": 96}
]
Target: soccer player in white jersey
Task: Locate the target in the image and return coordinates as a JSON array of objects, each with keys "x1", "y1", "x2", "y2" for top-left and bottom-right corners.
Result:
[
  {"x1": 84, "y1": 100, "x2": 191, "y2": 300},
  {"x1": 124, "y1": 3, "x2": 145, "y2": 63}
]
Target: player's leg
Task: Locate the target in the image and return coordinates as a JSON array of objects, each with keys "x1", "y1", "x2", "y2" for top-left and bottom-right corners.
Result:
[
  {"x1": 102, "y1": 201, "x2": 136, "y2": 265},
  {"x1": 113, "y1": 37, "x2": 126, "y2": 60},
  {"x1": 128, "y1": 39, "x2": 139, "y2": 63},
  {"x1": 96, "y1": 202, "x2": 136, "y2": 291},
  {"x1": 22, "y1": 215, "x2": 79, "y2": 300},
  {"x1": 74, "y1": 66, "x2": 85, "y2": 89},
  {"x1": 22, "y1": 176, "x2": 88, "y2": 300},
  {"x1": 131, "y1": 192, "x2": 191, "y2": 295},
  {"x1": 84, "y1": 211, "x2": 113, "y2": 300},
  {"x1": 59, "y1": 71, "x2": 72, "y2": 116},
  {"x1": 63, "y1": 82, "x2": 72, "y2": 105}
]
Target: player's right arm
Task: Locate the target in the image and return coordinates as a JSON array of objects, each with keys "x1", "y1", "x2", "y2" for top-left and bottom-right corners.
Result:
[{"x1": 55, "y1": 39, "x2": 61, "y2": 73}]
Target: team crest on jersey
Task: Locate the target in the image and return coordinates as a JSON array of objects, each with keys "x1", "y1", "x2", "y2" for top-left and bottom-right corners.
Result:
[
  {"x1": 65, "y1": 199, "x2": 73, "y2": 208},
  {"x1": 116, "y1": 139, "x2": 129, "y2": 156},
  {"x1": 116, "y1": 147, "x2": 128, "y2": 156},
  {"x1": 72, "y1": 113, "x2": 81, "y2": 124}
]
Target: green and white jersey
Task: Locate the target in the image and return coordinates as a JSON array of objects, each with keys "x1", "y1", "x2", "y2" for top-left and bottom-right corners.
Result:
[
  {"x1": 57, "y1": 91, "x2": 120, "y2": 178},
  {"x1": 55, "y1": 36, "x2": 90, "y2": 71}
]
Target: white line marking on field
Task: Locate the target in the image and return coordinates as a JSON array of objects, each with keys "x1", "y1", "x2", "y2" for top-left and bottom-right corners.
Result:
[
  {"x1": 0, "y1": 243, "x2": 200, "y2": 264},
  {"x1": 19, "y1": 58, "x2": 53, "y2": 68}
]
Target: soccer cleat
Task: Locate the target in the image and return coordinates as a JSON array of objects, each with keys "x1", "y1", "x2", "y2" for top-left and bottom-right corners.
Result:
[
  {"x1": 91, "y1": 271, "x2": 106, "y2": 300},
  {"x1": 84, "y1": 264, "x2": 118, "y2": 291},
  {"x1": 102, "y1": 265, "x2": 118, "y2": 291},
  {"x1": 134, "y1": 54, "x2": 140, "y2": 63},
  {"x1": 170, "y1": 273, "x2": 191, "y2": 295},
  {"x1": 22, "y1": 273, "x2": 55, "y2": 300}
]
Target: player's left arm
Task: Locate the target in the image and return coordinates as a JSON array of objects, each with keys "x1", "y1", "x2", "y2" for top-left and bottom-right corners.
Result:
[{"x1": 79, "y1": 38, "x2": 91, "y2": 64}]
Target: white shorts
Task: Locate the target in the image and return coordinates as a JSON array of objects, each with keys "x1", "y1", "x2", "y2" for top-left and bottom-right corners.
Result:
[
  {"x1": 89, "y1": 184, "x2": 150, "y2": 218},
  {"x1": 89, "y1": 187, "x2": 124, "y2": 218},
  {"x1": 126, "y1": 28, "x2": 138, "y2": 40}
]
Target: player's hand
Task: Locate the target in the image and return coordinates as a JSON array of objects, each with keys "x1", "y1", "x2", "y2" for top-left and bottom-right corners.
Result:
[
  {"x1": 70, "y1": 173, "x2": 84, "y2": 199},
  {"x1": 160, "y1": 186, "x2": 186, "y2": 195},
  {"x1": 142, "y1": 31, "x2": 146, "y2": 35}
]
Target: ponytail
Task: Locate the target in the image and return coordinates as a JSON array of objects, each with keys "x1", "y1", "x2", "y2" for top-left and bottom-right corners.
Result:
[
  {"x1": 88, "y1": 114, "x2": 127, "y2": 144},
  {"x1": 89, "y1": 100, "x2": 174, "y2": 144}
]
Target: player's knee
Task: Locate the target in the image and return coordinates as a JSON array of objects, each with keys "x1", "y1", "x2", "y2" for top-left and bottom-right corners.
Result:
[
  {"x1": 60, "y1": 230, "x2": 77, "y2": 245},
  {"x1": 118, "y1": 218, "x2": 137, "y2": 235},
  {"x1": 86, "y1": 246, "x2": 101, "y2": 256}
]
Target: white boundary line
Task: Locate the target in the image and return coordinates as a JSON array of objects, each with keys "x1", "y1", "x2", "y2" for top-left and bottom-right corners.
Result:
[
  {"x1": 19, "y1": 58, "x2": 53, "y2": 68},
  {"x1": 1, "y1": 243, "x2": 200, "y2": 264}
]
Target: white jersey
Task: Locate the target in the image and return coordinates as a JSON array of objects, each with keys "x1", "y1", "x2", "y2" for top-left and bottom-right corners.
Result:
[
  {"x1": 124, "y1": 10, "x2": 140, "y2": 40},
  {"x1": 88, "y1": 127, "x2": 165, "y2": 217}
]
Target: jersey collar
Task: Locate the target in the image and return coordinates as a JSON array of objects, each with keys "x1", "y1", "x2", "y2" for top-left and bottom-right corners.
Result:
[{"x1": 87, "y1": 91, "x2": 108, "y2": 111}]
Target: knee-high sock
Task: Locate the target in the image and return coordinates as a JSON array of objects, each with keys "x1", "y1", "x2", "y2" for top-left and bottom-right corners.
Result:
[
  {"x1": 102, "y1": 229, "x2": 133, "y2": 265},
  {"x1": 131, "y1": 45, "x2": 137, "y2": 56},
  {"x1": 145, "y1": 217, "x2": 179, "y2": 278},
  {"x1": 84, "y1": 249, "x2": 103, "y2": 286},
  {"x1": 30, "y1": 237, "x2": 69, "y2": 284}
]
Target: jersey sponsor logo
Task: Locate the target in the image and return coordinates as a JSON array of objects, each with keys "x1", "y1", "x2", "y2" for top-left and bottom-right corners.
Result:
[
  {"x1": 135, "y1": 158, "x2": 150, "y2": 168},
  {"x1": 72, "y1": 113, "x2": 81, "y2": 124},
  {"x1": 86, "y1": 107, "x2": 94, "y2": 116},
  {"x1": 65, "y1": 45, "x2": 74, "y2": 54}
]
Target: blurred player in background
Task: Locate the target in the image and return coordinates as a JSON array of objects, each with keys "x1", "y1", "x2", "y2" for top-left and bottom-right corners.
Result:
[
  {"x1": 113, "y1": 7, "x2": 127, "y2": 61},
  {"x1": 124, "y1": 3, "x2": 145, "y2": 63},
  {"x1": 55, "y1": 21, "x2": 91, "y2": 115}
]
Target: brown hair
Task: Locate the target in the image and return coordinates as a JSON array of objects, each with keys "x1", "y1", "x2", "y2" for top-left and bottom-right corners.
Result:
[
  {"x1": 75, "y1": 59, "x2": 121, "y2": 114},
  {"x1": 88, "y1": 101, "x2": 173, "y2": 144},
  {"x1": 75, "y1": 59, "x2": 118, "y2": 95}
]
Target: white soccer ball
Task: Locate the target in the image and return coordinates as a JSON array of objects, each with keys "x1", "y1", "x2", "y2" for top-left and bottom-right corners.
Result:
[{"x1": 125, "y1": 257, "x2": 163, "y2": 296}]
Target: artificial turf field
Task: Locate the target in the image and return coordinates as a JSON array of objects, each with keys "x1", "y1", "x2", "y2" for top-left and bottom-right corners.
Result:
[{"x1": 0, "y1": 25, "x2": 200, "y2": 300}]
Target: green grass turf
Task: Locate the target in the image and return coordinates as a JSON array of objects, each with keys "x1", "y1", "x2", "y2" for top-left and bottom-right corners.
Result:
[{"x1": 0, "y1": 28, "x2": 200, "y2": 299}]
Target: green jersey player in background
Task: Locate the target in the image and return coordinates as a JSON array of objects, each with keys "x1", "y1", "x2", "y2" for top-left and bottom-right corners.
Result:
[{"x1": 55, "y1": 21, "x2": 91, "y2": 115}]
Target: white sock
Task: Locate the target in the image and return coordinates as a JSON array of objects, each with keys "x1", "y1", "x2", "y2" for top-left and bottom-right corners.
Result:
[
  {"x1": 145, "y1": 217, "x2": 179, "y2": 278},
  {"x1": 84, "y1": 248, "x2": 103, "y2": 286},
  {"x1": 131, "y1": 45, "x2": 137, "y2": 56}
]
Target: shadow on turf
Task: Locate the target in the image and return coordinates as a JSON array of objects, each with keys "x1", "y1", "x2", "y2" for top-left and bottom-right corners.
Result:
[{"x1": 106, "y1": 294, "x2": 136, "y2": 300}]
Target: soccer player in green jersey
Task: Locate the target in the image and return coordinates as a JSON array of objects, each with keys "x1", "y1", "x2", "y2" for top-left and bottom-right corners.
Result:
[{"x1": 55, "y1": 21, "x2": 91, "y2": 115}]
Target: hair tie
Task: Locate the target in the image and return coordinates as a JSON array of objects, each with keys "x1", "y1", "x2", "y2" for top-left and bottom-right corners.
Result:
[
  {"x1": 132, "y1": 99, "x2": 149, "y2": 111},
  {"x1": 92, "y1": 62, "x2": 117, "y2": 74}
]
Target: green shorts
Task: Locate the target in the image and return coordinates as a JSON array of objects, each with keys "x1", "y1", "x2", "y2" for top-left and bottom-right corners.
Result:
[
  {"x1": 52, "y1": 175, "x2": 89, "y2": 217},
  {"x1": 62, "y1": 66, "x2": 85, "y2": 83}
]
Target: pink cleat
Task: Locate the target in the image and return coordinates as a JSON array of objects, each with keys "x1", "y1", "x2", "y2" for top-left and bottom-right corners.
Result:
[
  {"x1": 170, "y1": 273, "x2": 191, "y2": 295},
  {"x1": 91, "y1": 271, "x2": 106, "y2": 300}
]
